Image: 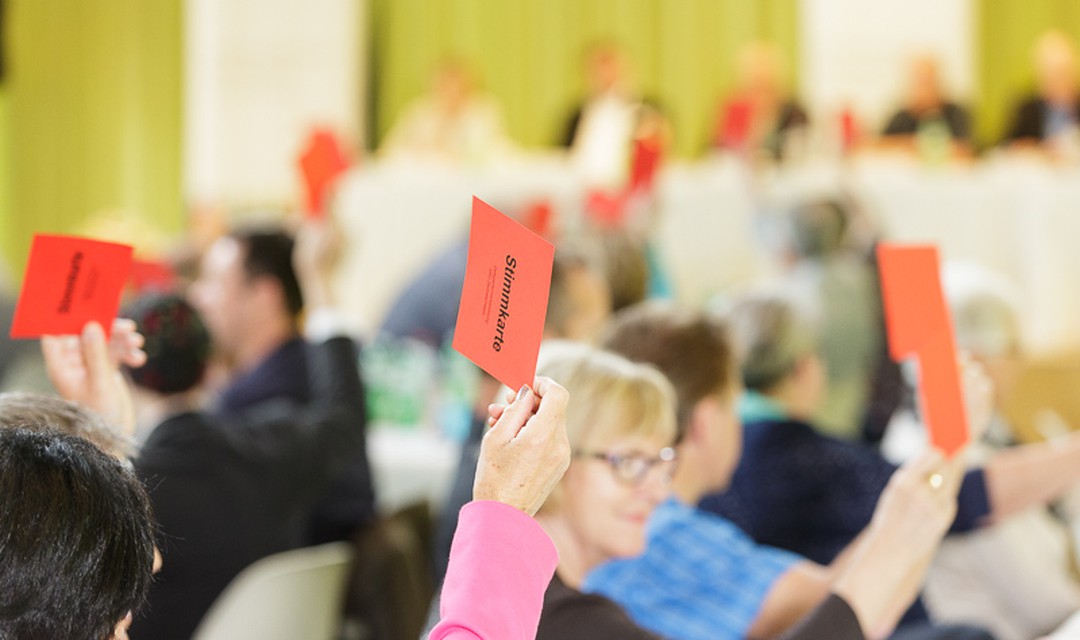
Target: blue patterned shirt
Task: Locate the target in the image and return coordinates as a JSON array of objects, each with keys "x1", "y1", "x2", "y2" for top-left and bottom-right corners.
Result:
[{"x1": 583, "y1": 498, "x2": 800, "y2": 640}]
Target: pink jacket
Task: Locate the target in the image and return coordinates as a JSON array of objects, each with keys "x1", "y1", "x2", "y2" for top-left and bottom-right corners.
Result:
[{"x1": 430, "y1": 501, "x2": 558, "y2": 639}]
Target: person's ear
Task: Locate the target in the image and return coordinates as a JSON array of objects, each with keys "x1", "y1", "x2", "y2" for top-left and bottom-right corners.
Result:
[
  {"x1": 110, "y1": 611, "x2": 133, "y2": 640},
  {"x1": 686, "y1": 396, "x2": 719, "y2": 446}
]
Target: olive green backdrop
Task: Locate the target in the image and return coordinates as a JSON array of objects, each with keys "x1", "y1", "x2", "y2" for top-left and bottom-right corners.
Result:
[
  {"x1": 369, "y1": 0, "x2": 799, "y2": 157},
  {"x1": 1, "y1": 0, "x2": 183, "y2": 276},
  {"x1": 2, "y1": 1, "x2": 1080, "y2": 276},
  {"x1": 975, "y1": 0, "x2": 1080, "y2": 144}
]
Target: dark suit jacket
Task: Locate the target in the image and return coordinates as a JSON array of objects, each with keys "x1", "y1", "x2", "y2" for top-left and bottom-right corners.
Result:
[
  {"x1": 132, "y1": 337, "x2": 367, "y2": 640},
  {"x1": 1004, "y1": 95, "x2": 1080, "y2": 143},
  {"x1": 215, "y1": 336, "x2": 377, "y2": 544}
]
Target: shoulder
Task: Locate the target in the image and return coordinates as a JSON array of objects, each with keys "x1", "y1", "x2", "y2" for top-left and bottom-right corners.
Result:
[
  {"x1": 539, "y1": 577, "x2": 658, "y2": 640},
  {"x1": 139, "y1": 412, "x2": 221, "y2": 453}
]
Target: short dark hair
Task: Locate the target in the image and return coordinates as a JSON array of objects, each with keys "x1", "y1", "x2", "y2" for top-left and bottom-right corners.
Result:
[
  {"x1": 602, "y1": 302, "x2": 735, "y2": 442},
  {"x1": 0, "y1": 392, "x2": 132, "y2": 459},
  {"x1": 123, "y1": 293, "x2": 211, "y2": 395},
  {"x1": 230, "y1": 228, "x2": 304, "y2": 317},
  {"x1": 0, "y1": 428, "x2": 156, "y2": 640}
]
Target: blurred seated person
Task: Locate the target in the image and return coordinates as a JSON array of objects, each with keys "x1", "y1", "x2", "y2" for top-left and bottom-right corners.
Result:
[
  {"x1": 777, "y1": 199, "x2": 884, "y2": 439},
  {"x1": 880, "y1": 57, "x2": 973, "y2": 159},
  {"x1": 714, "y1": 42, "x2": 808, "y2": 161},
  {"x1": 190, "y1": 224, "x2": 375, "y2": 544},
  {"x1": 564, "y1": 42, "x2": 644, "y2": 187},
  {"x1": 380, "y1": 58, "x2": 513, "y2": 165},
  {"x1": 593, "y1": 303, "x2": 990, "y2": 640},
  {"x1": 533, "y1": 342, "x2": 969, "y2": 640},
  {"x1": 882, "y1": 264, "x2": 1080, "y2": 640},
  {"x1": 127, "y1": 224, "x2": 371, "y2": 640},
  {"x1": 1004, "y1": 31, "x2": 1080, "y2": 155},
  {"x1": 379, "y1": 235, "x2": 469, "y2": 349},
  {"x1": 701, "y1": 292, "x2": 1080, "y2": 577}
]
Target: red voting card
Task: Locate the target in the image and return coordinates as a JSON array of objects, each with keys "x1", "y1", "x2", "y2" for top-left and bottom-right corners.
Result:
[
  {"x1": 129, "y1": 259, "x2": 177, "y2": 294},
  {"x1": 521, "y1": 199, "x2": 555, "y2": 241},
  {"x1": 453, "y1": 197, "x2": 555, "y2": 391},
  {"x1": 584, "y1": 188, "x2": 629, "y2": 229},
  {"x1": 298, "y1": 128, "x2": 351, "y2": 218},
  {"x1": 723, "y1": 99, "x2": 753, "y2": 149},
  {"x1": 877, "y1": 244, "x2": 968, "y2": 456},
  {"x1": 10, "y1": 235, "x2": 134, "y2": 338},
  {"x1": 629, "y1": 136, "x2": 662, "y2": 194}
]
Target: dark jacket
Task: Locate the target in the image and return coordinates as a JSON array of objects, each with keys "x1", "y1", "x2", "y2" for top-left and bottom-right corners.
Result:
[{"x1": 133, "y1": 337, "x2": 368, "y2": 640}]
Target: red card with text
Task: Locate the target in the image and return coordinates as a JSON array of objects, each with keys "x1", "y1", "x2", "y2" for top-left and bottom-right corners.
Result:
[
  {"x1": 298, "y1": 128, "x2": 351, "y2": 218},
  {"x1": 453, "y1": 197, "x2": 555, "y2": 390},
  {"x1": 10, "y1": 235, "x2": 134, "y2": 338},
  {"x1": 877, "y1": 244, "x2": 968, "y2": 456}
]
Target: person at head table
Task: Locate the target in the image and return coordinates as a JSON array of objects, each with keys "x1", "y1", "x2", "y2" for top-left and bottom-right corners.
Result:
[
  {"x1": 1003, "y1": 31, "x2": 1080, "y2": 156},
  {"x1": 713, "y1": 41, "x2": 808, "y2": 162},
  {"x1": 379, "y1": 58, "x2": 514, "y2": 165},
  {"x1": 880, "y1": 56, "x2": 973, "y2": 159}
]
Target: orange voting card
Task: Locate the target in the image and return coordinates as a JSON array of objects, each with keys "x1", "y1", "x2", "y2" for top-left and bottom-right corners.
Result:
[
  {"x1": 10, "y1": 235, "x2": 134, "y2": 338},
  {"x1": 877, "y1": 244, "x2": 968, "y2": 456},
  {"x1": 452, "y1": 197, "x2": 555, "y2": 390},
  {"x1": 298, "y1": 128, "x2": 350, "y2": 218}
]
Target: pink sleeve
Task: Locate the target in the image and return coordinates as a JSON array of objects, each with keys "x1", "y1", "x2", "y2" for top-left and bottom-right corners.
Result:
[{"x1": 429, "y1": 500, "x2": 558, "y2": 640}]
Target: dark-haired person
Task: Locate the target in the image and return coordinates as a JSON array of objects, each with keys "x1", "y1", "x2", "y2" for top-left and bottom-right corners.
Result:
[
  {"x1": 190, "y1": 225, "x2": 375, "y2": 544},
  {"x1": 0, "y1": 427, "x2": 157, "y2": 640},
  {"x1": 127, "y1": 223, "x2": 371, "y2": 639}
]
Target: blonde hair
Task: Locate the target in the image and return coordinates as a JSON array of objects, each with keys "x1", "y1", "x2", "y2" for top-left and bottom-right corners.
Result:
[{"x1": 536, "y1": 341, "x2": 677, "y2": 512}]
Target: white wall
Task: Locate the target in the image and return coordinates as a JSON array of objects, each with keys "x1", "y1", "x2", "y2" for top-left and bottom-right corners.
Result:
[
  {"x1": 800, "y1": 0, "x2": 975, "y2": 132},
  {"x1": 184, "y1": 0, "x2": 366, "y2": 209}
]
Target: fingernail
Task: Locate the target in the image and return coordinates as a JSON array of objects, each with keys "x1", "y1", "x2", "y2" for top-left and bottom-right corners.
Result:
[{"x1": 516, "y1": 385, "x2": 530, "y2": 402}]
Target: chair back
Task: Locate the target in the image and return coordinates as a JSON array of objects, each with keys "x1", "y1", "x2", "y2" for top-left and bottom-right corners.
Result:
[{"x1": 193, "y1": 541, "x2": 354, "y2": 640}]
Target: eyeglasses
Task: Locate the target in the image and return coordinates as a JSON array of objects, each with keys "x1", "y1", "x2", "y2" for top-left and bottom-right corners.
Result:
[{"x1": 573, "y1": 447, "x2": 678, "y2": 486}]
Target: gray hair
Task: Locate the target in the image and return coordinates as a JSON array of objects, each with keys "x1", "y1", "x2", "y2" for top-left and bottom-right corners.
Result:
[
  {"x1": 728, "y1": 292, "x2": 819, "y2": 392},
  {"x1": 943, "y1": 263, "x2": 1021, "y2": 358},
  {"x1": 0, "y1": 392, "x2": 134, "y2": 460}
]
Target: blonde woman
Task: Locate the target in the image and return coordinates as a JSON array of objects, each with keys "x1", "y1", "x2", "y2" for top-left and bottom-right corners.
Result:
[
  {"x1": 528, "y1": 342, "x2": 966, "y2": 640},
  {"x1": 532, "y1": 343, "x2": 678, "y2": 639}
]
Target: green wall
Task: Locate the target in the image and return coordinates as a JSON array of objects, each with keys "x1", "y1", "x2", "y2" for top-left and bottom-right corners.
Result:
[
  {"x1": 0, "y1": 87, "x2": 8, "y2": 277},
  {"x1": 370, "y1": 0, "x2": 799, "y2": 157},
  {"x1": 975, "y1": 0, "x2": 1080, "y2": 144},
  {"x1": 2, "y1": 0, "x2": 183, "y2": 276}
]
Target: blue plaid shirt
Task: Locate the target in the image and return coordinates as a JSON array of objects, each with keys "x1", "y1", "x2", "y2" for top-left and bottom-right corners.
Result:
[{"x1": 583, "y1": 498, "x2": 799, "y2": 640}]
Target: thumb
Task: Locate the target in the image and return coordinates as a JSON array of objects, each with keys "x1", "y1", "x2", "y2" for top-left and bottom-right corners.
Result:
[
  {"x1": 82, "y1": 322, "x2": 114, "y2": 398},
  {"x1": 488, "y1": 384, "x2": 536, "y2": 442}
]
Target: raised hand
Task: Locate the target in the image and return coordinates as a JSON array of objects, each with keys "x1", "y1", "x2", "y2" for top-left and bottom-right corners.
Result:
[{"x1": 474, "y1": 377, "x2": 571, "y2": 516}]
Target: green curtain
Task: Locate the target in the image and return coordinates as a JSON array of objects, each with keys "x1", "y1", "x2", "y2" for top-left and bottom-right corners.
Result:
[
  {"x1": 1, "y1": 0, "x2": 183, "y2": 276},
  {"x1": 976, "y1": 0, "x2": 1080, "y2": 145},
  {"x1": 370, "y1": 0, "x2": 799, "y2": 157},
  {"x1": 0, "y1": 87, "x2": 9, "y2": 280}
]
